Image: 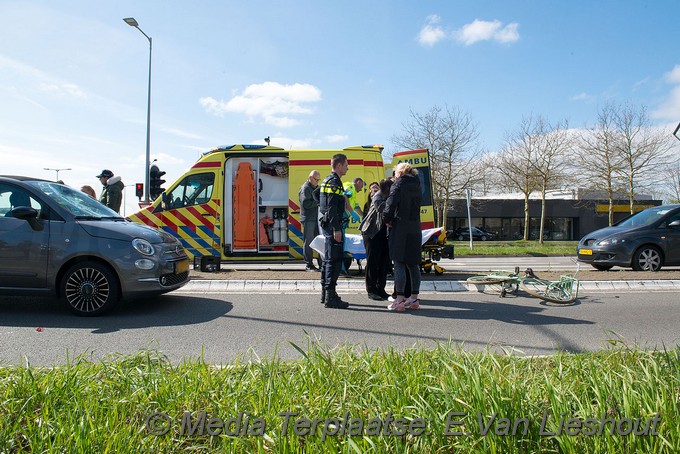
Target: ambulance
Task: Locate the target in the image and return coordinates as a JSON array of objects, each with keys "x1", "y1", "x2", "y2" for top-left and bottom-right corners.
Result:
[{"x1": 127, "y1": 144, "x2": 438, "y2": 270}]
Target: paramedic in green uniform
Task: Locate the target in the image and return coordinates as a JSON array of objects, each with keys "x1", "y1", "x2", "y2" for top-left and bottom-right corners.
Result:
[{"x1": 343, "y1": 177, "x2": 364, "y2": 222}]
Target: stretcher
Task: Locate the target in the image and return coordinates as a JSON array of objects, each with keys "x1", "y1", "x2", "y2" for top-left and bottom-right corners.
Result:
[{"x1": 310, "y1": 227, "x2": 452, "y2": 274}]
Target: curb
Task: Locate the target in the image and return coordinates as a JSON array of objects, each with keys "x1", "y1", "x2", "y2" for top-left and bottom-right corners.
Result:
[{"x1": 177, "y1": 279, "x2": 680, "y2": 294}]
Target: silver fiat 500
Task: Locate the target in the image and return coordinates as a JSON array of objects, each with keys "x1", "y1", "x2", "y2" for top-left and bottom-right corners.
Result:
[{"x1": 0, "y1": 176, "x2": 190, "y2": 316}]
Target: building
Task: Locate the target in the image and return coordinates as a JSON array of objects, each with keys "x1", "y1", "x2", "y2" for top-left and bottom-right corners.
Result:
[{"x1": 446, "y1": 189, "x2": 662, "y2": 241}]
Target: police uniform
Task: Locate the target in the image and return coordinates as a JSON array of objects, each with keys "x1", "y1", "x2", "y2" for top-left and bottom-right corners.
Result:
[{"x1": 318, "y1": 171, "x2": 348, "y2": 307}]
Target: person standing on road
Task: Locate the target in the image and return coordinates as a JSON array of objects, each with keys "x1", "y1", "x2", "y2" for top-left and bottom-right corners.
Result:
[
  {"x1": 360, "y1": 178, "x2": 392, "y2": 300},
  {"x1": 383, "y1": 162, "x2": 422, "y2": 311},
  {"x1": 318, "y1": 154, "x2": 350, "y2": 309},
  {"x1": 299, "y1": 170, "x2": 321, "y2": 271},
  {"x1": 97, "y1": 169, "x2": 124, "y2": 213}
]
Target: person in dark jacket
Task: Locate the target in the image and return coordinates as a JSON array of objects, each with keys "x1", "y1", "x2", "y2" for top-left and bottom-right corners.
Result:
[
  {"x1": 383, "y1": 162, "x2": 422, "y2": 311},
  {"x1": 299, "y1": 170, "x2": 321, "y2": 271},
  {"x1": 318, "y1": 154, "x2": 350, "y2": 309},
  {"x1": 360, "y1": 179, "x2": 392, "y2": 300},
  {"x1": 97, "y1": 169, "x2": 124, "y2": 213}
]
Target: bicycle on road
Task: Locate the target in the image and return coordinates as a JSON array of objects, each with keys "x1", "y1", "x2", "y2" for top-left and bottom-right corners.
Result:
[{"x1": 466, "y1": 265, "x2": 580, "y2": 304}]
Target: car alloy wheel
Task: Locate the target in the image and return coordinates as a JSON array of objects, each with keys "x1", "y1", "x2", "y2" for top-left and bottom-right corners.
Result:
[
  {"x1": 61, "y1": 261, "x2": 120, "y2": 316},
  {"x1": 632, "y1": 246, "x2": 663, "y2": 272}
]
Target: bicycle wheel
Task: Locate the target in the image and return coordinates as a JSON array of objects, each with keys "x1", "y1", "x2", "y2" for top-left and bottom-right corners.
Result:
[
  {"x1": 467, "y1": 275, "x2": 513, "y2": 285},
  {"x1": 520, "y1": 277, "x2": 577, "y2": 304}
]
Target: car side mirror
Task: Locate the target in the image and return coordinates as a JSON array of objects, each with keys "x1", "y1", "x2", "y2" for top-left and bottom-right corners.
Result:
[
  {"x1": 669, "y1": 220, "x2": 680, "y2": 228},
  {"x1": 12, "y1": 206, "x2": 37, "y2": 220},
  {"x1": 12, "y1": 206, "x2": 44, "y2": 231}
]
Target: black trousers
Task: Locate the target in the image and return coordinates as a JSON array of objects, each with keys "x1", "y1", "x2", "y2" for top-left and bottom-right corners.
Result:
[
  {"x1": 321, "y1": 226, "x2": 343, "y2": 291},
  {"x1": 363, "y1": 229, "x2": 390, "y2": 294}
]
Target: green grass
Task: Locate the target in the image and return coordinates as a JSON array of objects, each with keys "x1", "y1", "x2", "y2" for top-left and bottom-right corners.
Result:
[
  {"x1": 450, "y1": 240, "x2": 578, "y2": 257},
  {"x1": 1, "y1": 341, "x2": 678, "y2": 453}
]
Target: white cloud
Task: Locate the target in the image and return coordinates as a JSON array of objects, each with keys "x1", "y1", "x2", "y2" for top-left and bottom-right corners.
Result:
[
  {"x1": 418, "y1": 17, "x2": 520, "y2": 47},
  {"x1": 571, "y1": 92, "x2": 591, "y2": 101},
  {"x1": 652, "y1": 65, "x2": 680, "y2": 121},
  {"x1": 418, "y1": 15, "x2": 446, "y2": 47},
  {"x1": 455, "y1": 19, "x2": 520, "y2": 46},
  {"x1": 325, "y1": 134, "x2": 348, "y2": 143},
  {"x1": 199, "y1": 81, "x2": 322, "y2": 128},
  {"x1": 652, "y1": 86, "x2": 680, "y2": 121},
  {"x1": 39, "y1": 82, "x2": 86, "y2": 98},
  {"x1": 664, "y1": 65, "x2": 680, "y2": 84}
]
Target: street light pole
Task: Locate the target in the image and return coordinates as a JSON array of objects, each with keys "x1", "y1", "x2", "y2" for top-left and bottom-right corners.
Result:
[
  {"x1": 123, "y1": 17, "x2": 152, "y2": 202},
  {"x1": 43, "y1": 167, "x2": 72, "y2": 181}
]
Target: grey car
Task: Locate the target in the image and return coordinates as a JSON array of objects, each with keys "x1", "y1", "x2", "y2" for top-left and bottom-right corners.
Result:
[
  {"x1": 0, "y1": 176, "x2": 190, "y2": 315},
  {"x1": 577, "y1": 204, "x2": 680, "y2": 271}
]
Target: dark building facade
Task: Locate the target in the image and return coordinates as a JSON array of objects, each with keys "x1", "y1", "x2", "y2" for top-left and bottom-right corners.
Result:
[{"x1": 446, "y1": 197, "x2": 662, "y2": 241}]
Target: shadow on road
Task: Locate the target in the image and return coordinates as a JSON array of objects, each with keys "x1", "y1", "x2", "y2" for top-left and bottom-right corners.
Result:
[{"x1": 0, "y1": 295, "x2": 231, "y2": 333}]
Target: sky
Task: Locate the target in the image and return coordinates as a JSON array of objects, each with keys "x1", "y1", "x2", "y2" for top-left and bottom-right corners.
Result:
[{"x1": 1, "y1": 1, "x2": 679, "y2": 215}]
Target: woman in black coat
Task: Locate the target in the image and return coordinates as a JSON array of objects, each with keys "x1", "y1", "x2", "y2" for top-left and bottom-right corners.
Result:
[
  {"x1": 360, "y1": 179, "x2": 392, "y2": 300},
  {"x1": 383, "y1": 163, "x2": 422, "y2": 311}
]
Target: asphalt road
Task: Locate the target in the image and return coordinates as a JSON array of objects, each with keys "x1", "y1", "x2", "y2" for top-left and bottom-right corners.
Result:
[{"x1": 1, "y1": 289, "x2": 678, "y2": 366}]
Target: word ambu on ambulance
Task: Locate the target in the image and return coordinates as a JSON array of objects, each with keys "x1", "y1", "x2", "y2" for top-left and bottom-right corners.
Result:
[{"x1": 128, "y1": 144, "x2": 439, "y2": 270}]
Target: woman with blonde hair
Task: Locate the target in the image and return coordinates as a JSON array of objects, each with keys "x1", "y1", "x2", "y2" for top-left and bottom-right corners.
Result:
[
  {"x1": 80, "y1": 185, "x2": 96, "y2": 198},
  {"x1": 383, "y1": 162, "x2": 422, "y2": 311}
]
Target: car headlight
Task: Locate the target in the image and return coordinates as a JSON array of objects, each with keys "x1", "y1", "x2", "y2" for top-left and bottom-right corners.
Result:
[
  {"x1": 597, "y1": 238, "x2": 624, "y2": 247},
  {"x1": 132, "y1": 238, "x2": 155, "y2": 256}
]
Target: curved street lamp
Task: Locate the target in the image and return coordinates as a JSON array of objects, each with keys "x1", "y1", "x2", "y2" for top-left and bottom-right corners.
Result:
[{"x1": 123, "y1": 17, "x2": 152, "y2": 202}]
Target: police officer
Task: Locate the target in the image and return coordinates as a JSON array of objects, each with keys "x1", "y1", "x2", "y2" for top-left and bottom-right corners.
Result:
[{"x1": 318, "y1": 153, "x2": 350, "y2": 309}]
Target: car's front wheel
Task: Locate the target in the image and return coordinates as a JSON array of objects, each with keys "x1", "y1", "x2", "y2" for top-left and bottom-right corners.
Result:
[
  {"x1": 457, "y1": 235, "x2": 464, "y2": 241},
  {"x1": 631, "y1": 246, "x2": 663, "y2": 272},
  {"x1": 61, "y1": 261, "x2": 120, "y2": 316}
]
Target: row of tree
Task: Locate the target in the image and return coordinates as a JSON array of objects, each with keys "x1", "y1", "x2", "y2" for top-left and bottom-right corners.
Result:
[{"x1": 392, "y1": 103, "x2": 680, "y2": 243}]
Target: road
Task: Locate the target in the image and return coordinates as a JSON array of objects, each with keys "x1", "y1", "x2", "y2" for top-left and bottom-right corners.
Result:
[{"x1": 1, "y1": 289, "x2": 678, "y2": 366}]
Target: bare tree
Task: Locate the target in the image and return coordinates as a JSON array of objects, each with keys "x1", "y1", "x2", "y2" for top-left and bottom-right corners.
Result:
[
  {"x1": 575, "y1": 103, "x2": 625, "y2": 225},
  {"x1": 496, "y1": 117, "x2": 541, "y2": 240},
  {"x1": 614, "y1": 103, "x2": 674, "y2": 214},
  {"x1": 658, "y1": 158, "x2": 680, "y2": 203},
  {"x1": 530, "y1": 117, "x2": 572, "y2": 244},
  {"x1": 392, "y1": 105, "x2": 485, "y2": 227}
]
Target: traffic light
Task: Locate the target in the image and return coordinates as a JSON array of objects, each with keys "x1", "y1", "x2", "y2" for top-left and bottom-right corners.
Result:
[
  {"x1": 135, "y1": 183, "x2": 144, "y2": 200},
  {"x1": 149, "y1": 164, "x2": 166, "y2": 201}
]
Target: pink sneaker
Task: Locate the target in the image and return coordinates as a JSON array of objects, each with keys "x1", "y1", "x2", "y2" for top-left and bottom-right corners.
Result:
[
  {"x1": 387, "y1": 300, "x2": 407, "y2": 312},
  {"x1": 403, "y1": 298, "x2": 420, "y2": 310}
]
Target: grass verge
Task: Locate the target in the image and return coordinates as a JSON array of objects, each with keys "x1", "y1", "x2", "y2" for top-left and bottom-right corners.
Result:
[
  {"x1": 1, "y1": 341, "x2": 678, "y2": 453},
  {"x1": 451, "y1": 241, "x2": 578, "y2": 257}
]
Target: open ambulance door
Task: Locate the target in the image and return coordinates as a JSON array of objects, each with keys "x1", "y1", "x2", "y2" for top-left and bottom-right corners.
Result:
[{"x1": 223, "y1": 155, "x2": 291, "y2": 257}]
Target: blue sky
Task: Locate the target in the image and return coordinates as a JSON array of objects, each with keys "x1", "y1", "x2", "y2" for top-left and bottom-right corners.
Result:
[{"x1": 1, "y1": 1, "x2": 679, "y2": 214}]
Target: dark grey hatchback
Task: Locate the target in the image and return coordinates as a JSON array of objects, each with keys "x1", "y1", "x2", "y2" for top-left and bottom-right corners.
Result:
[
  {"x1": 577, "y1": 204, "x2": 680, "y2": 271},
  {"x1": 0, "y1": 176, "x2": 190, "y2": 315}
]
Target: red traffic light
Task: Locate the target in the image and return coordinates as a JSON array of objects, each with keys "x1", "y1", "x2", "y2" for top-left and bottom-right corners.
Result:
[{"x1": 135, "y1": 183, "x2": 144, "y2": 199}]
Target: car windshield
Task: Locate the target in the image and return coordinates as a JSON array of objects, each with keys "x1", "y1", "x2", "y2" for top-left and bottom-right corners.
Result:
[
  {"x1": 615, "y1": 206, "x2": 673, "y2": 228},
  {"x1": 28, "y1": 181, "x2": 123, "y2": 218}
]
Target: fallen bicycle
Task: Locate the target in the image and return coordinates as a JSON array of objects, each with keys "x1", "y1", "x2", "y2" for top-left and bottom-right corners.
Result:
[{"x1": 466, "y1": 266, "x2": 580, "y2": 304}]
